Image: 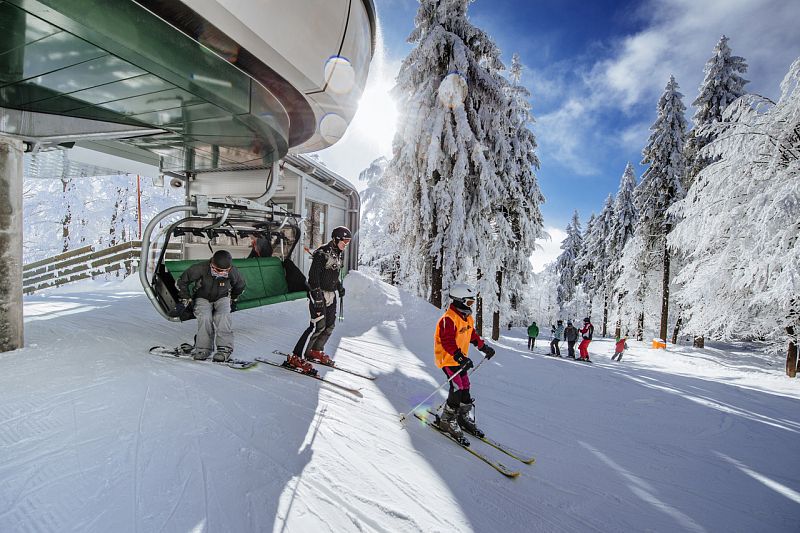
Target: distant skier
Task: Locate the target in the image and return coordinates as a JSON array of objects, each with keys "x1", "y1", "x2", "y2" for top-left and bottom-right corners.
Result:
[
  {"x1": 564, "y1": 320, "x2": 579, "y2": 359},
  {"x1": 527, "y1": 320, "x2": 539, "y2": 350},
  {"x1": 579, "y1": 317, "x2": 594, "y2": 361},
  {"x1": 286, "y1": 226, "x2": 351, "y2": 373},
  {"x1": 434, "y1": 283, "x2": 495, "y2": 445},
  {"x1": 612, "y1": 333, "x2": 628, "y2": 361},
  {"x1": 550, "y1": 320, "x2": 564, "y2": 356},
  {"x1": 176, "y1": 249, "x2": 246, "y2": 362}
]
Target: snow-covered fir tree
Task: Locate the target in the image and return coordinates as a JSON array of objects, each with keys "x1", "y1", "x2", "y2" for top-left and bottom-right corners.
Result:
[
  {"x1": 575, "y1": 213, "x2": 597, "y2": 310},
  {"x1": 685, "y1": 35, "x2": 749, "y2": 187},
  {"x1": 23, "y1": 174, "x2": 181, "y2": 264},
  {"x1": 555, "y1": 210, "x2": 582, "y2": 309},
  {"x1": 590, "y1": 194, "x2": 615, "y2": 336},
  {"x1": 357, "y1": 157, "x2": 397, "y2": 279},
  {"x1": 387, "y1": 0, "x2": 511, "y2": 308},
  {"x1": 606, "y1": 163, "x2": 638, "y2": 337},
  {"x1": 635, "y1": 75, "x2": 687, "y2": 342},
  {"x1": 669, "y1": 57, "x2": 800, "y2": 358},
  {"x1": 489, "y1": 52, "x2": 545, "y2": 338}
]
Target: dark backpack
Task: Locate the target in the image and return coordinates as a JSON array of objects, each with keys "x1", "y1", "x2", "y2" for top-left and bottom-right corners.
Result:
[{"x1": 587, "y1": 324, "x2": 594, "y2": 340}]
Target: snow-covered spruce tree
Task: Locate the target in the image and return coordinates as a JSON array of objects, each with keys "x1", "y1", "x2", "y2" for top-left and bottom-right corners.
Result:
[
  {"x1": 488, "y1": 52, "x2": 544, "y2": 339},
  {"x1": 590, "y1": 195, "x2": 615, "y2": 336},
  {"x1": 669, "y1": 57, "x2": 800, "y2": 362},
  {"x1": 524, "y1": 263, "x2": 560, "y2": 327},
  {"x1": 387, "y1": 0, "x2": 510, "y2": 308},
  {"x1": 680, "y1": 36, "x2": 748, "y2": 346},
  {"x1": 685, "y1": 35, "x2": 749, "y2": 188},
  {"x1": 555, "y1": 210, "x2": 582, "y2": 310},
  {"x1": 607, "y1": 163, "x2": 638, "y2": 337},
  {"x1": 637, "y1": 75, "x2": 687, "y2": 343},
  {"x1": 358, "y1": 157, "x2": 398, "y2": 279},
  {"x1": 575, "y1": 213, "x2": 597, "y2": 314}
]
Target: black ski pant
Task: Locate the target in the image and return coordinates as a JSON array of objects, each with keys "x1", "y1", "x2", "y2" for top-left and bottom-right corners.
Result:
[
  {"x1": 528, "y1": 337, "x2": 536, "y2": 350},
  {"x1": 443, "y1": 366, "x2": 472, "y2": 409},
  {"x1": 550, "y1": 339, "x2": 560, "y2": 356},
  {"x1": 292, "y1": 298, "x2": 337, "y2": 358},
  {"x1": 567, "y1": 341, "x2": 576, "y2": 358}
]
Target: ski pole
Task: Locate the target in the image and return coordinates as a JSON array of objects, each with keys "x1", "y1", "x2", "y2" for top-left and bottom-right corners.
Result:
[
  {"x1": 399, "y1": 356, "x2": 487, "y2": 425},
  {"x1": 338, "y1": 295, "x2": 344, "y2": 322}
]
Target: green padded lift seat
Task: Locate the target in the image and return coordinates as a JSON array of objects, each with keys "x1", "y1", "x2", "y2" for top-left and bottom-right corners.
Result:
[{"x1": 165, "y1": 257, "x2": 307, "y2": 310}]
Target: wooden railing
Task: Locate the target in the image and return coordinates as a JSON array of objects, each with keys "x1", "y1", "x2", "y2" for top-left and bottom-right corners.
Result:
[{"x1": 23, "y1": 241, "x2": 181, "y2": 295}]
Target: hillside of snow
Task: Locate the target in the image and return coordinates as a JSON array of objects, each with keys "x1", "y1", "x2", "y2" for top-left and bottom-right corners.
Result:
[{"x1": 3, "y1": 271, "x2": 799, "y2": 532}]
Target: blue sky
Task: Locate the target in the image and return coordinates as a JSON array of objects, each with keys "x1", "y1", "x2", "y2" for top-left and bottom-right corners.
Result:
[{"x1": 319, "y1": 0, "x2": 800, "y2": 266}]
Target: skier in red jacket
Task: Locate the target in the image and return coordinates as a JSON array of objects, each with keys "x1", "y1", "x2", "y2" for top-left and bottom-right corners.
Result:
[{"x1": 578, "y1": 317, "x2": 594, "y2": 361}]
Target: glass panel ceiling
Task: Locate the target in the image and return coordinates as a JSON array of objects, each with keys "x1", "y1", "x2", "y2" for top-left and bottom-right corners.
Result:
[{"x1": 0, "y1": 0, "x2": 291, "y2": 173}]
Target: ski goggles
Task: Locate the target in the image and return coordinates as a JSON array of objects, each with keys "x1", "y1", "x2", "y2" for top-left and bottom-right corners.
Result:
[
  {"x1": 210, "y1": 264, "x2": 231, "y2": 278},
  {"x1": 464, "y1": 298, "x2": 475, "y2": 306}
]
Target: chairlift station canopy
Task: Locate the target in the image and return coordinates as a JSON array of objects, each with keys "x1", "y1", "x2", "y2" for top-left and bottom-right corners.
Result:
[{"x1": 0, "y1": 0, "x2": 376, "y2": 173}]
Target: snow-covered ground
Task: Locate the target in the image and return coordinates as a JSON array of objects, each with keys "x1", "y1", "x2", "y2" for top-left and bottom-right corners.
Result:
[{"x1": 3, "y1": 271, "x2": 799, "y2": 532}]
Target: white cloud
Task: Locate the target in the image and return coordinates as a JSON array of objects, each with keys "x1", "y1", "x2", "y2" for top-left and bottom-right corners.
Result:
[
  {"x1": 535, "y1": 0, "x2": 800, "y2": 174},
  {"x1": 530, "y1": 226, "x2": 567, "y2": 273},
  {"x1": 593, "y1": 0, "x2": 800, "y2": 112}
]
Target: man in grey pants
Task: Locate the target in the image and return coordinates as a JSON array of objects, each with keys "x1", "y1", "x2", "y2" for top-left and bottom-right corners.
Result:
[{"x1": 177, "y1": 250, "x2": 246, "y2": 362}]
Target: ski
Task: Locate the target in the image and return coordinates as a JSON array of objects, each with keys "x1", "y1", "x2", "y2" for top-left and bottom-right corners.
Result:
[
  {"x1": 272, "y1": 350, "x2": 376, "y2": 380},
  {"x1": 413, "y1": 412, "x2": 520, "y2": 478},
  {"x1": 255, "y1": 357, "x2": 363, "y2": 398},
  {"x1": 148, "y1": 346, "x2": 257, "y2": 370},
  {"x1": 475, "y1": 435, "x2": 536, "y2": 465},
  {"x1": 425, "y1": 409, "x2": 535, "y2": 465}
]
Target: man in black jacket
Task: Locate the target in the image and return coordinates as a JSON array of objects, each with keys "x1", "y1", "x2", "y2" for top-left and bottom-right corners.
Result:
[
  {"x1": 176, "y1": 249, "x2": 246, "y2": 362},
  {"x1": 287, "y1": 226, "x2": 351, "y2": 372},
  {"x1": 564, "y1": 320, "x2": 579, "y2": 359}
]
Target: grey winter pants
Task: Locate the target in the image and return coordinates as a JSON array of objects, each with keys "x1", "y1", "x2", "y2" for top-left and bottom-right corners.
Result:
[{"x1": 193, "y1": 297, "x2": 233, "y2": 353}]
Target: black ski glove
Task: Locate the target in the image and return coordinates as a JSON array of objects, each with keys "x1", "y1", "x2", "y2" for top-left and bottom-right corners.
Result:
[
  {"x1": 338, "y1": 285, "x2": 346, "y2": 299},
  {"x1": 310, "y1": 288, "x2": 325, "y2": 312},
  {"x1": 479, "y1": 344, "x2": 495, "y2": 359},
  {"x1": 230, "y1": 298, "x2": 239, "y2": 313},
  {"x1": 453, "y1": 349, "x2": 473, "y2": 374}
]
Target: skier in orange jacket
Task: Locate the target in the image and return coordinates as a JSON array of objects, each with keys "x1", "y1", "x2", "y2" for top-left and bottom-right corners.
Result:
[{"x1": 433, "y1": 283, "x2": 495, "y2": 445}]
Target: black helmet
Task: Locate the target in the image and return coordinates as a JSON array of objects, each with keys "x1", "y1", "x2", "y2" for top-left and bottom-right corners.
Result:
[
  {"x1": 567, "y1": 321, "x2": 573, "y2": 326},
  {"x1": 211, "y1": 250, "x2": 232, "y2": 269},
  {"x1": 331, "y1": 226, "x2": 352, "y2": 242},
  {"x1": 583, "y1": 317, "x2": 590, "y2": 323}
]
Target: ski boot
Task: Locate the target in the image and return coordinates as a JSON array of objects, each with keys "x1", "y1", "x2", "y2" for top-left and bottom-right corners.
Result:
[
  {"x1": 457, "y1": 402, "x2": 485, "y2": 438},
  {"x1": 438, "y1": 405, "x2": 470, "y2": 446},
  {"x1": 192, "y1": 349, "x2": 210, "y2": 361},
  {"x1": 306, "y1": 349, "x2": 334, "y2": 366},
  {"x1": 285, "y1": 353, "x2": 316, "y2": 375},
  {"x1": 213, "y1": 346, "x2": 232, "y2": 362}
]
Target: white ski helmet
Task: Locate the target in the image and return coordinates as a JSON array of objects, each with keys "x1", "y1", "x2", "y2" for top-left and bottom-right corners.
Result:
[{"x1": 449, "y1": 283, "x2": 476, "y2": 303}]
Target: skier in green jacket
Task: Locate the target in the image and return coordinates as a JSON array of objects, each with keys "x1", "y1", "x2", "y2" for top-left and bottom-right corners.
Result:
[{"x1": 527, "y1": 321, "x2": 539, "y2": 350}]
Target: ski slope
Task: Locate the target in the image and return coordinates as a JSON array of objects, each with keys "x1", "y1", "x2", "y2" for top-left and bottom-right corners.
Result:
[{"x1": 3, "y1": 271, "x2": 799, "y2": 532}]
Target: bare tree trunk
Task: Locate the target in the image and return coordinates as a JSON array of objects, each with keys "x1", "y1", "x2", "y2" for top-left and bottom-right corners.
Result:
[
  {"x1": 602, "y1": 294, "x2": 608, "y2": 338},
  {"x1": 60, "y1": 179, "x2": 71, "y2": 252},
  {"x1": 614, "y1": 293, "x2": 623, "y2": 339},
  {"x1": 659, "y1": 233, "x2": 671, "y2": 343},
  {"x1": 431, "y1": 261, "x2": 443, "y2": 309},
  {"x1": 671, "y1": 316, "x2": 682, "y2": 345},
  {"x1": 786, "y1": 325, "x2": 797, "y2": 378},
  {"x1": 491, "y1": 270, "x2": 502, "y2": 341},
  {"x1": 476, "y1": 268, "x2": 483, "y2": 336},
  {"x1": 636, "y1": 311, "x2": 644, "y2": 341}
]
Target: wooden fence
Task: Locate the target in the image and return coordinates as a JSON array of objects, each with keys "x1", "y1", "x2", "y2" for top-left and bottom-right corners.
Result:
[{"x1": 23, "y1": 241, "x2": 181, "y2": 294}]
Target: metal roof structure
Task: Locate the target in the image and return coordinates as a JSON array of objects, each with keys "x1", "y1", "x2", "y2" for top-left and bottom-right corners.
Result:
[{"x1": 1, "y1": 0, "x2": 376, "y2": 175}]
